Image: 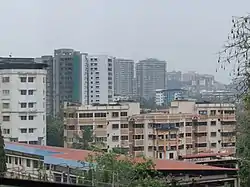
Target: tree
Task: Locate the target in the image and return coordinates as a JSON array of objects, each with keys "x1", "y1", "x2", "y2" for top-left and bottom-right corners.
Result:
[
  {"x1": 78, "y1": 152, "x2": 178, "y2": 187},
  {"x1": 72, "y1": 126, "x2": 105, "y2": 151},
  {"x1": 46, "y1": 116, "x2": 64, "y2": 147},
  {"x1": 218, "y1": 14, "x2": 250, "y2": 97},
  {"x1": 72, "y1": 126, "x2": 93, "y2": 150},
  {"x1": 0, "y1": 127, "x2": 7, "y2": 177},
  {"x1": 218, "y1": 14, "x2": 250, "y2": 187}
]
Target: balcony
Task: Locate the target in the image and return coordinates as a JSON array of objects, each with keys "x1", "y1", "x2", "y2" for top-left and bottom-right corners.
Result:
[
  {"x1": 197, "y1": 126, "x2": 207, "y2": 132},
  {"x1": 221, "y1": 125, "x2": 236, "y2": 132},
  {"x1": 197, "y1": 136, "x2": 207, "y2": 143},
  {"x1": 222, "y1": 114, "x2": 236, "y2": 122},
  {"x1": 134, "y1": 128, "x2": 144, "y2": 134},
  {"x1": 78, "y1": 118, "x2": 93, "y2": 124},
  {"x1": 134, "y1": 139, "x2": 144, "y2": 146},
  {"x1": 121, "y1": 129, "x2": 129, "y2": 135},
  {"x1": 65, "y1": 119, "x2": 78, "y2": 125}
]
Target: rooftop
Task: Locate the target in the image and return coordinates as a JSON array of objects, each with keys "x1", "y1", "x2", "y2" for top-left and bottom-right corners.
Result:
[{"x1": 5, "y1": 142, "x2": 237, "y2": 172}]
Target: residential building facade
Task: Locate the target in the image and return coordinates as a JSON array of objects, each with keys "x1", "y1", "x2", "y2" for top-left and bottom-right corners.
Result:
[
  {"x1": 114, "y1": 58, "x2": 134, "y2": 96},
  {"x1": 86, "y1": 55, "x2": 114, "y2": 104},
  {"x1": 128, "y1": 100, "x2": 236, "y2": 159},
  {"x1": 0, "y1": 59, "x2": 47, "y2": 145},
  {"x1": 63, "y1": 102, "x2": 140, "y2": 151},
  {"x1": 136, "y1": 58, "x2": 167, "y2": 100},
  {"x1": 155, "y1": 89, "x2": 187, "y2": 106}
]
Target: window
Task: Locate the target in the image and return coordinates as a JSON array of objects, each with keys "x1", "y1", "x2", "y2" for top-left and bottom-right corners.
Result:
[
  {"x1": 211, "y1": 143, "x2": 217, "y2": 148},
  {"x1": 133, "y1": 124, "x2": 144, "y2": 128},
  {"x1": 2, "y1": 103, "x2": 10, "y2": 109},
  {"x1": 186, "y1": 133, "x2": 192, "y2": 137},
  {"x1": 28, "y1": 102, "x2": 34, "y2": 108},
  {"x1": 28, "y1": 77, "x2": 34, "y2": 82},
  {"x1": 8, "y1": 156, "x2": 11, "y2": 164},
  {"x1": 26, "y1": 159, "x2": 31, "y2": 167},
  {"x1": 3, "y1": 116, "x2": 10, "y2": 121},
  {"x1": 2, "y1": 77, "x2": 9, "y2": 83},
  {"x1": 20, "y1": 128, "x2": 27, "y2": 133},
  {"x1": 210, "y1": 110, "x2": 216, "y2": 116},
  {"x1": 20, "y1": 116, "x2": 27, "y2": 120},
  {"x1": 94, "y1": 113, "x2": 107, "y2": 117},
  {"x1": 112, "y1": 136, "x2": 119, "y2": 141},
  {"x1": 121, "y1": 124, "x2": 128, "y2": 128},
  {"x1": 169, "y1": 153, "x2": 174, "y2": 159},
  {"x1": 211, "y1": 121, "x2": 216, "y2": 126},
  {"x1": 198, "y1": 110, "x2": 207, "y2": 115},
  {"x1": 2, "y1": 90, "x2": 9, "y2": 95},
  {"x1": 210, "y1": 132, "x2": 217, "y2": 137},
  {"x1": 121, "y1": 112, "x2": 127, "y2": 116},
  {"x1": 28, "y1": 116, "x2": 34, "y2": 120},
  {"x1": 3, "y1": 129, "x2": 10, "y2": 134},
  {"x1": 112, "y1": 112, "x2": 119, "y2": 117},
  {"x1": 15, "y1": 157, "x2": 18, "y2": 165},
  {"x1": 121, "y1": 136, "x2": 128, "y2": 140},
  {"x1": 28, "y1": 90, "x2": 34, "y2": 95},
  {"x1": 79, "y1": 113, "x2": 93, "y2": 118},
  {"x1": 19, "y1": 158, "x2": 22, "y2": 165},
  {"x1": 20, "y1": 103, "x2": 27, "y2": 108},
  {"x1": 20, "y1": 77, "x2": 26, "y2": 82},
  {"x1": 112, "y1": 124, "x2": 119, "y2": 129},
  {"x1": 29, "y1": 128, "x2": 34, "y2": 133},
  {"x1": 97, "y1": 125, "x2": 103, "y2": 128},
  {"x1": 20, "y1": 90, "x2": 27, "y2": 95},
  {"x1": 33, "y1": 160, "x2": 39, "y2": 168}
]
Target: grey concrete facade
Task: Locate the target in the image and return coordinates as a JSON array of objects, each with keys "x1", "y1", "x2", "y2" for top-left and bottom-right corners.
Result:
[
  {"x1": 136, "y1": 58, "x2": 167, "y2": 100},
  {"x1": 114, "y1": 58, "x2": 134, "y2": 97}
]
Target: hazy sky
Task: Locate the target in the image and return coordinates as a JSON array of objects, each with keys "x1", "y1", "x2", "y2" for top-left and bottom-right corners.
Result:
[{"x1": 0, "y1": 0, "x2": 249, "y2": 83}]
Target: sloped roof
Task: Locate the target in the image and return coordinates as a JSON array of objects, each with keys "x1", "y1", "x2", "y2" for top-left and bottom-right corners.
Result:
[{"x1": 5, "y1": 142, "x2": 237, "y2": 171}]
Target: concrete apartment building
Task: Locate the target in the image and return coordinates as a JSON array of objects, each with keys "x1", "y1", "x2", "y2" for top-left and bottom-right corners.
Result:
[
  {"x1": 136, "y1": 58, "x2": 167, "y2": 100},
  {"x1": 114, "y1": 58, "x2": 134, "y2": 96},
  {"x1": 86, "y1": 55, "x2": 115, "y2": 105},
  {"x1": 63, "y1": 99, "x2": 236, "y2": 160},
  {"x1": 52, "y1": 49, "x2": 86, "y2": 116},
  {"x1": 63, "y1": 102, "x2": 140, "y2": 151},
  {"x1": 0, "y1": 58, "x2": 47, "y2": 145},
  {"x1": 128, "y1": 100, "x2": 236, "y2": 159}
]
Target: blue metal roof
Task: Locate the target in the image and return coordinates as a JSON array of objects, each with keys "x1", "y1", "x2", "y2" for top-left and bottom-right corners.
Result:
[
  {"x1": 5, "y1": 143, "x2": 61, "y2": 156},
  {"x1": 4, "y1": 143, "x2": 91, "y2": 169}
]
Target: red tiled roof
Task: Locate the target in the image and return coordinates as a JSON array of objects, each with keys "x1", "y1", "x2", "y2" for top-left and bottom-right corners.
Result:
[
  {"x1": 7, "y1": 142, "x2": 237, "y2": 171},
  {"x1": 181, "y1": 152, "x2": 232, "y2": 159}
]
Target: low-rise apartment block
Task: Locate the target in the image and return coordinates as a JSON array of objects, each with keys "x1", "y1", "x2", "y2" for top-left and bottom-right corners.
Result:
[
  {"x1": 63, "y1": 100, "x2": 236, "y2": 160},
  {"x1": 63, "y1": 102, "x2": 140, "y2": 151},
  {"x1": 128, "y1": 100, "x2": 236, "y2": 159}
]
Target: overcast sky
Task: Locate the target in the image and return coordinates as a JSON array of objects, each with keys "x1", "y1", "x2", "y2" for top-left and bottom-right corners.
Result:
[{"x1": 0, "y1": 0, "x2": 249, "y2": 83}]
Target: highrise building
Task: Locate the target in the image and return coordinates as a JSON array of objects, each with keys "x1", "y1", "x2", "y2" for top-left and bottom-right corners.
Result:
[
  {"x1": 114, "y1": 59, "x2": 134, "y2": 96},
  {"x1": 39, "y1": 56, "x2": 54, "y2": 116},
  {"x1": 53, "y1": 49, "x2": 83, "y2": 116},
  {"x1": 136, "y1": 58, "x2": 167, "y2": 100},
  {"x1": 0, "y1": 58, "x2": 47, "y2": 145},
  {"x1": 86, "y1": 55, "x2": 114, "y2": 104}
]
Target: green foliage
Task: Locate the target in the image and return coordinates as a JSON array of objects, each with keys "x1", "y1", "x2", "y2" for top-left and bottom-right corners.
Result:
[
  {"x1": 46, "y1": 115, "x2": 64, "y2": 147},
  {"x1": 78, "y1": 152, "x2": 177, "y2": 187},
  {"x1": 237, "y1": 94, "x2": 250, "y2": 186},
  {"x1": 72, "y1": 126, "x2": 106, "y2": 152},
  {"x1": 0, "y1": 127, "x2": 7, "y2": 176},
  {"x1": 72, "y1": 126, "x2": 93, "y2": 150}
]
